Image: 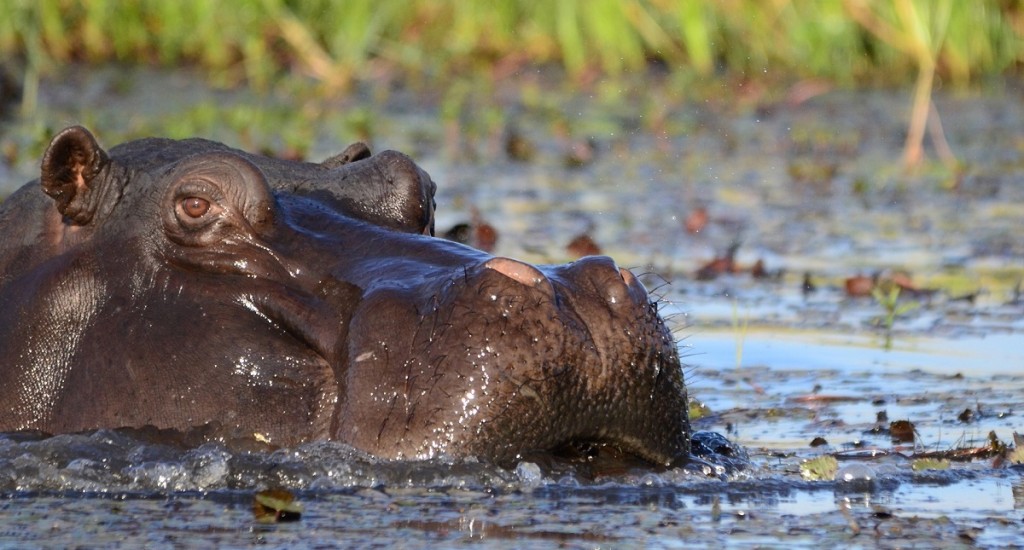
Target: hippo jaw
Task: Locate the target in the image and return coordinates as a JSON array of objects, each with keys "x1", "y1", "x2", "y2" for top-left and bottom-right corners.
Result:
[{"x1": 336, "y1": 253, "x2": 691, "y2": 467}]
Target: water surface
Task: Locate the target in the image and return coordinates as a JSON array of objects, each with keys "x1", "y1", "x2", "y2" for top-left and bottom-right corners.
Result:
[{"x1": 1, "y1": 68, "x2": 1022, "y2": 547}]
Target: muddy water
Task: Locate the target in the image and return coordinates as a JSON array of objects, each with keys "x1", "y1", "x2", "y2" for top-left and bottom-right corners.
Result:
[{"x1": 1, "y1": 68, "x2": 1023, "y2": 547}]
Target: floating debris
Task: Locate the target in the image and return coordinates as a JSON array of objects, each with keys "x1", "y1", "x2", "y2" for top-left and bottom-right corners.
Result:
[
  {"x1": 1007, "y1": 433, "x2": 1024, "y2": 465},
  {"x1": 564, "y1": 137, "x2": 597, "y2": 168},
  {"x1": 684, "y1": 206, "x2": 708, "y2": 234},
  {"x1": 845, "y1": 270, "x2": 939, "y2": 300},
  {"x1": 253, "y1": 489, "x2": 303, "y2": 523},
  {"x1": 844, "y1": 274, "x2": 875, "y2": 297},
  {"x1": 566, "y1": 233, "x2": 601, "y2": 258},
  {"x1": 443, "y1": 208, "x2": 498, "y2": 252},
  {"x1": 801, "y1": 272, "x2": 816, "y2": 295},
  {"x1": 504, "y1": 124, "x2": 535, "y2": 162},
  {"x1": 799, "y1": 455, "x2": 838, "y2": 481},
  {"x1": 695, "y1": 242, "x2": 740, "y2": 281},
  {"x1": 750, "y1": 259, "x2": 768, "y2": 279},
  {"x1": 889, "y1": 420, "x2": 916, "y2": 443},
  {"x1": 911, "y1": 458, "x2": 950, "y2": 471}
]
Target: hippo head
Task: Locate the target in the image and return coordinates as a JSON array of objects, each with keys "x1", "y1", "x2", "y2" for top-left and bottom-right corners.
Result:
[{"x1": 0, "y1": 126, "x2": 689, "y2": 467}]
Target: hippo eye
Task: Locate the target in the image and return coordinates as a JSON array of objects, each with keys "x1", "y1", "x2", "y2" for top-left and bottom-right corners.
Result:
[{"x1": 181, "y1": 196, "x2": 211, "y2": 218}]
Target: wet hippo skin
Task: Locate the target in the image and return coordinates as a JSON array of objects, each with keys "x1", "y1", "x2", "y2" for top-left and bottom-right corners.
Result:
[{"x1": 0, "y1": 126, "x2": 690, "y2": 467}]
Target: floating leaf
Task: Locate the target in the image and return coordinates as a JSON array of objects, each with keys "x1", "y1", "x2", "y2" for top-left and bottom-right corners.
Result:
[
  {"x1": 911, "y1": 458, "x2": 950, "y2": 471},
  {"x1": 1007, "y1": 432, "x2": 1024, "y2": 465},
  {"x1": 253, "y1": 489, "x2": 303, "y2": 523},
  {"x1": 566, "y1": 233, "x2": 602, "y2": 258},
  {"x1": 800, "y1": 455, "x2": 838, "y2": 481},
  {"x1": 889, "y1": 420, "x2": 916, "y2": 443},
  {"x1": 688, "y1": 400, "x2": 712, "y2": 421}
]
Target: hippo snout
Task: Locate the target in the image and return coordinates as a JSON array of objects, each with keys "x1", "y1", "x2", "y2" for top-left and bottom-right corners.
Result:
[
  {"x1": 485, "y1": 255, "x2": 651, "y2": 313},
  {"x1": 553, "y1": 255, "x2": 653, "y2": 311},
  {"x1": 340, "y1": 251, "x2": 690, "y2": 466}
]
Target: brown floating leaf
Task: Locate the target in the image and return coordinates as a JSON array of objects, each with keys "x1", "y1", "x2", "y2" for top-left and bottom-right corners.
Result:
[
  {"x1": 695, "y1": 242, "x2": 740, "y2": 281},
  {"x1": 442, "y1": 208, "x2": 498, "y2": 253},
  {"x1": 889, "y1": 420, "x2": 916, "y2": 443},
  {"x1": 473, "y1": 222, "x2": 498, "y2": 253},
  {"x1": 684, "y1": 207, "x2": 709, "y2": 234},
  {"x1": 564, "y1": 138, "x2": 597, "y2": 168},
  {"x1": 253, "y1": 489, "x2": 303, "y2": 523},
  {"x1": 845, "y1": 270, "x2": 940, "y2": 300},
  {"x1": 750, "y1": 259, "x2": 767, "y2": 278},
  {"x1": 749, "y1": 258, "x2": 783, "y2": 280},
  {"x1": 844, "y1": 274, "x2": 875, "y2": 297},
  {"x1": 566, "y1": 234, "x2": 601, "y2": 258},
  {"x1": 504, "y1": 125, "x2": 535, "y2": 162}
]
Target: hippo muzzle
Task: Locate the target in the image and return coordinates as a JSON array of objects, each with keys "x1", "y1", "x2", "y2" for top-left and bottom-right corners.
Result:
[
  {"x1": 0, "y1": 126, "x2": 690, "y2": 467},
  {"x1": 337, "y1": 254, "x2": 690, "y2": 465}
]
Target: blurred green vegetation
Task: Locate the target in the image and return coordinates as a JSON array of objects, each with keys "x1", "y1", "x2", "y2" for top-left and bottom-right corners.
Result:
[{"x1": 1, "y1": 0, "x2": 1021, "y2": 92}]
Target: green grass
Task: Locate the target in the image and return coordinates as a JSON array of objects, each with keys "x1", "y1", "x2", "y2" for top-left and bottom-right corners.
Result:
[
  {"x1": 2, "y1": 1, "x2": 1022, "y2": 168},
  {"x1": 1, "y1": 0, "x2": 1021, "y2": 91},
  {"x1": 871, "y1": 283, "x2": 919, "y2": 350}
]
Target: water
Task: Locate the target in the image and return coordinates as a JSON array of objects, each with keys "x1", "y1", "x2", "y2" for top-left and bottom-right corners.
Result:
[{"x1": 1, "y1": 67, "x2": 1023, "y2": 547}]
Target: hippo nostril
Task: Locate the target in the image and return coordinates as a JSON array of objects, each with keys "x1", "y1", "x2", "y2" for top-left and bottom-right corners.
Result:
[
  {"x1": 618, "y1": 267, "x2": 650, "y2": 304},
  {"x1": 604, "y1": 275, "x2": 632, "y2": 306},
  {"x1": 484, "y1": 257, "x2": 555, "y2": 296},
  {"x1": 563, "y1": 256, "x2": 650, "y2": 309}
]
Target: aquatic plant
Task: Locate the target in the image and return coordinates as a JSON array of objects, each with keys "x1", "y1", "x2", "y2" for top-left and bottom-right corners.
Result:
[
  {"x1": 1, "y1": 0, "x2": 1021, "y2": 171},
  {"x1": 872, "y1": 283, "x2": 919, "y2": 349},
  {"x1": 845, "y1": 0, "x2": 958, "y2": 168},
  {"x1": 1, "y1": 0, "x2": 1020, "y2": 93},
  {"x1": 731, "y1": 300, "x2": 749, "y2": 370}
]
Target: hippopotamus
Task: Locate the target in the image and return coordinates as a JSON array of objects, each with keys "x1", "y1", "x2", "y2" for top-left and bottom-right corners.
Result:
[{"x1": 0, "y1": 126, "x2": 690, "y2": 467}]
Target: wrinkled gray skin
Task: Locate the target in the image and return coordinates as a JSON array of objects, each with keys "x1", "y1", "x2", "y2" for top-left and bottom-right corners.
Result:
[{"x1": 0, "y1": 126, "x2": 689, "y2": 466}]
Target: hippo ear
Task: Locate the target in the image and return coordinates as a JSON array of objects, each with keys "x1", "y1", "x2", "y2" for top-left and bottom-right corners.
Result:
[
  {"x1": 40, "y1": 125, "x2": 112, "y2": 225},
  {"x1": 320, "y1": 142, "x2": 372, "y2": 168}
]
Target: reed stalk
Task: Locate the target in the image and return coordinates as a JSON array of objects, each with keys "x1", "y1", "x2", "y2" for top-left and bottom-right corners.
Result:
[{"x1": 0, "y1": 0, "x2": 1020, "y2": 159}]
